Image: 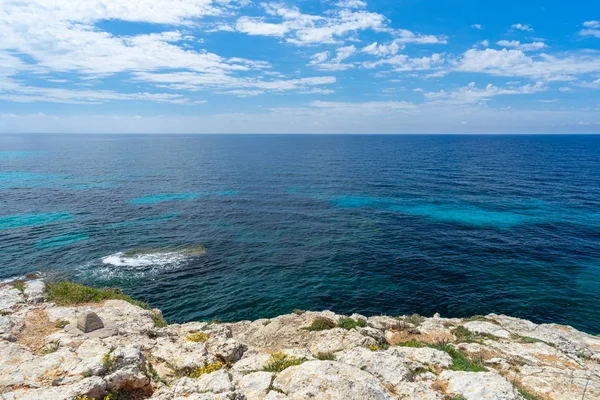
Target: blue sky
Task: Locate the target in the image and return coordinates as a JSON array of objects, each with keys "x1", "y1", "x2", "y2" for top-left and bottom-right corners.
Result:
[{"x1": 0, "y1": 0, "x2": 599, "y2": 133}]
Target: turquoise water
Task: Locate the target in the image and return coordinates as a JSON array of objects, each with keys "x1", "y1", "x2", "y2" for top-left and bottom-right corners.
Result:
[{"x1": 0, "y1": 135, "x2": 599, "y2": 333}]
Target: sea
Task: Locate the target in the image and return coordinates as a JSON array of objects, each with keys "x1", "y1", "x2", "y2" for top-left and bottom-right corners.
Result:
[{"x1": 1, "y1": 134, "x2": 599, "y2": 333}]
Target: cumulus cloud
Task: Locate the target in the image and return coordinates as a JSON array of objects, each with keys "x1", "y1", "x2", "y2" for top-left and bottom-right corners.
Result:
[
  {"x1": 512, "y1": 24, "x2": 533, "y2": 31},
  {"x1": 362, "y1": 42, "x2": 401, "y2": 57},
  {"x1": 583, "y1": 21, "x2": 600, "y2": 29},
  {"x1": 336, "y1": 0, "x2": 367, "y2": 8},
  {"x1": 472, "y1": 24, "x2": 483, "y2": 30},
  {"x1": 425, "y1": 81, "x2": 546, "y2": 104},
  {"x1": 496, "y1": 40, "x2": 547, "y2": 51},
  {"x1": 455, "y1": 49, "x2": 600, "y2": 81},
  {"x1": 363, "y1": 54, "x2": 444, "y2": 72},
  {"x1": 395, "y1": 29, "x2": 448, "y2": 44},
  {"x1": 308, "y1": 46, "x2": 357, "y2": 70}
]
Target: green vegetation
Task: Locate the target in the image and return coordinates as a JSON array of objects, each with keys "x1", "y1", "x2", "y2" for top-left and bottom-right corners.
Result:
[
  {"x1": 55, "y1": 320, "x2": 69, "y2": 329},
  {"x1": 43, "y1": 344, "x2": 57, "y2": 355},
  {"x1": 397, "y1": 340, "x2": 487, "y2": 372},
  {"x1": 338, "y1": 317, "x2": 367, "y2": 330},
  {"x1": 515, "y1": 384, "x2": 543, "y2": 400},
  {"x1": 452, "y1": 325, "x2": 495, "y2": 342},
  {"x1": 186, "y1": 332, "x2": 210, "y2": 343},
  {"x1": 102, "y1": 348, "x2": 118, "y2": 374},
  {"x1": 263, "y1": 352, "x2": 307, "y2": 372},
  {"x1": 178, "y1": 361, "x2": 226, "y2": 379},
  {"x1": 510, "y1": 333, "x2": 544, "y2": 344},
  {"x1": 305, "y1": 317, "x2": 337, "y2": 331},
  {"x1": 154, "y1": 314, "x2": 168, "y2": 328},
  {"x1": 316, "y1": 352, "x2": 335, "y2": 361},
  {"x1": 404, "y1": 314, "x2": 425, "y2": 327},
  {"x1": 367, "y1": 343, "x2": 390, "y2": 351},
  {"x1": 443, "y1": 396, "x2": 467, "y2": 400},
  {"x1": 45, "y1": 281, "x2": 149, "y2": 309},
  {"x1": 464, "y1": 315, "x2": 500, "y2": 325},
  {"x1": 13, "y1": 281, "x2": 25, "y2": 294},
  {"x1": 144, "y1": 361, "x2": 167, "y2": 385},
  {"x1": 293, "y1": 309, "x2": 305, "y2": 315}
]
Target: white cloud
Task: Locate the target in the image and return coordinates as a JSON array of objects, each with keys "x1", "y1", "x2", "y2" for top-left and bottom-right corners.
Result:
[
  {"x1": 233, "y1": 4, "x2": 388, "y2": 45},
  {"x1": 308, "y1": 45, "x2": 357, "y2": 70},
  {"x1": 362, "y1": 42, "x2": 401, "y2": 57},
  {"x1": 236, "y1": 17, "x2": 290, "y2": 36},
  {"x1": 395, "y1": 29, "x2": 448, "y2": 45},
  {"x1": 559, "y1": 87, "x2": 572, "y2": 92},
  {"x1": 497, "y1": 40, "x2": 547, "y2": 51},
  {"x1": 512, "y1": 24, "x2": 533, "y2": 31},
  {"x1": 580, "y1": 29, "x2": 600, "y2": 38},
  {"x1": 455, "y1": 49, "x2": 600, "y2": 81},
  {"x1": 336, "y1": 0, "x2": 367, "y2": 8},
  {"x1": 479, "y1": 40, "x2": 490, "y2": 48},
  {"x1": 425, "y1": 81, "x2": 546, "y2": 104},
  {"x1": 472, "y1": 24, "x2": 483, "y2": 30},
  {"x1": 583, "y1": 21, "x2": 600, "y2": 29},
  {"x1": 363, "y1": 54, "x2": 444, "y2": 72}
]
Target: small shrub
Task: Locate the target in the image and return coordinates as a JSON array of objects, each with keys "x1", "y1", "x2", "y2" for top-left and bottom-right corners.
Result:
[
  {"x1": 404, "y1": 313, "x2": 425, "y2": 327},
  {"x1": 368, "y1": 343, "x2": 389, "y2": 351},
  {"x1": 452, "y1": 326, "x2": 494, "y2": 342},
  {"x1": 55, "y1": 320, "x2": 69, "y2": 329},
  {"x1": 443, "y1": 396, "x2": 467, "y2": 400},
  {"x1": 154, "y1": 314, "x2": 168, "y2": 328},
  {"x1": 179, "y1": 361, "x2": 226, "y2": 379},
  {"x1": 305, "y1": 317, "x2": 337, "y2": 331},
  {"x1": 263, "y1": 352, "x2": 307, "y2": 372},
  {"x1": 43, "y1": 344, "x2": 57, "y2": 355},
  {"x1": 338, "y1": 317, "x2": 367, "y2": 330},
  {"x1": 397, "y1": 339, "x2": 428, "y2": 348},
  {"x1": 510, "y1": 333, "x2": 544, "y2": 344},
  {"x1": 293, "y1": 309, "x2": 305, "y2": 315},
  {"x1": 146, "y1": 361, "x2": 167, "y2": 384},
  {"x1": 102, "y1": 348, "x2": 118, "y2": 373},
  {"x1": 45, "y1": 281, "x2": 149, "y2": 309},
  {"x1": 316, "y1": 352, "x2": 335, "y2": 361},
  {"x1": 429, "y1": 342, "x2": 487, "y2": 372},
  {"x1": 187, "y1": 332, "x2": 210, "y2": 343}
]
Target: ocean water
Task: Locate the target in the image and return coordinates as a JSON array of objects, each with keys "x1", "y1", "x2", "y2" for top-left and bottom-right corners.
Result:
[{"x1": 1, "y1": 134, "x2": 599, "y2": 333}]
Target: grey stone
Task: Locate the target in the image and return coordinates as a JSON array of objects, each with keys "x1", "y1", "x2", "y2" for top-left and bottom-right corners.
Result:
[{"x1": 77, "y1": 312, "x2": 104, "y2": 333}]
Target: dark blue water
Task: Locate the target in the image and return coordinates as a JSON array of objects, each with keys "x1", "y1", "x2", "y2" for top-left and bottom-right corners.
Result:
[{"x1": 1, "y1": 135, "x2": 599, "y2": 333}]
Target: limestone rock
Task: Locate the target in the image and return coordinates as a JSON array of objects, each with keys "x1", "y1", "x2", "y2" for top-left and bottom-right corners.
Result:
[
  {"x1": 272, "y1": 361, "x2": 397, "y2": 400},
  {"x1": 308, "y1": 328, "x2": 376, "y2": 355},
  {"x1": 336, "y1": 347, "x2": 412, "y2": 387},
  {"x1": 0, "y1": 286, "x2": 24, "y2": 313},
  {"x1": 388, "y1": 346, "x2": 453, "y2": 369},
  {"x1": 237, "y1": 371, "x2": 273, "y2": 400},
  {"x1": 463, "y1": 321, "x2": 511, "y2": 339},
  {"x1": 77, "y1": 311, "x2": 104, "y2": 333},
  {"x1": 23, "y1": 280, "x2": 45, "y2": 303},
  {"x1": 437, "y1": 371, "x2": 518, "y2": 400},
  {"x1": 207, "y1": 337, "x2": 246, "y2": 362}
]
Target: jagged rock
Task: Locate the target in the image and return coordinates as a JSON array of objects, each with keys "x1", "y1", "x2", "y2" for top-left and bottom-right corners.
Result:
[
  {"x1": 237, "y1": 371, "x2": 273, "y2": 399},
  {"x1": 230, "y1": 353, "x2": 272, "y2": 377},
  {"x1": 151, "y1": 336, "x2": 216, "y2": 370},
  {"x1": 105, "y1": 345, "x2": 150, "y2": 390},
  {"x1": 77, "y1": 311, "x2": 104, "y2": 333},
  {"x1": 272, "y1": 361, "x2": 396, "y2": 400},
  {"x1": 1, "y1": 376, "x2": 107, "y2": 400},
  {"x1": 207, "y1": 337, "x2": 246, "y2": 362},
  {"x1": 463, "y1": 321, "x2": 511, "y2": 339},
  {"x1": 388, "y1": 346, "x2": 453, "y2": 369},
  {"x1": 23, "y1": 280, "x2": 45, "y2": 303},
  {"x1": 169, "y1": 370, "x2": 234, "y2": 395},
  {"x1": 336, "y1": 347, "x2": 412, "y2": 387},
  {"x1": 308, "y1": 328, "x2": 377, "y2": 355},
  {"x1": 395, "y1": 381, "x2": 444, "y2": 399},
  {"x1": 437, "y1": 371, "x2": 518, "y2": 400},
  {"x1": 367, "y1": 316, "x2": 401, "y2": 331},
  {"x1": 0, "y1": 286, "x2": 24, "y2": 313}
]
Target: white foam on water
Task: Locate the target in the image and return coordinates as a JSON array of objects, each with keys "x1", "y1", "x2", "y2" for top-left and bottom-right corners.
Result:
[{"x1": 101, "y1": 251, "x2": 188, "y2": 269}]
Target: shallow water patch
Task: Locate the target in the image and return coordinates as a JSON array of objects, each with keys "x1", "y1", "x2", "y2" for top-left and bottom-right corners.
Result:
[
  {"x1": 36, "y1": 233, "x2": 89, "y2": 249},
  {"x1": 0, "y1": 212, "x2": 73, "y2": 230}
]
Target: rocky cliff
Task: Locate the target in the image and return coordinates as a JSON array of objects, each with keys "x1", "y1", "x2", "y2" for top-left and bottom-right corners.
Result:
[{"x1": 0, "y1": 279, "x2": 599, "y2": 400}]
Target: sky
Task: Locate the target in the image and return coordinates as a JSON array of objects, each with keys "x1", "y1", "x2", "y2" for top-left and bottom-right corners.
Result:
[{"x1": 0, "y1": 0, "x2": 599, "y2": 134}]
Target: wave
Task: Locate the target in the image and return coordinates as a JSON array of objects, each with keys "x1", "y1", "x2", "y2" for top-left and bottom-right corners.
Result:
[{"x1": 97, "y1": 245, "x2": 207, "y2": 278}]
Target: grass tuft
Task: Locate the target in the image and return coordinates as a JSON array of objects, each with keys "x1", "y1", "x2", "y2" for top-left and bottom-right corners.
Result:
[
  {"x1": 398, "y1": 339, "x2": 487, "y2": 372},
  {"x1": 338, "y1": 317, "x2": 367, "y2": 330},
  {"x1": 464, "y1": 315, "x2": 500, "y2": 325},
  {"x1": 54, "y1": 320, "x2": 69, "y2": 329},
  {"x1": 45, "y1": 281, "x2": 150, "y2": 309},
  {"x1": 263, "y1": 352, "x2": 307, "y2": 372},
  {"x1": 13, "y1": 282, "x2": 25, "y2": 294},
  {"x1": 316, "y1": 352, "x2": 335, "y2": 360},
  {"x1": 305, "y1": 317, "x2": 337, "y2": 331},
  {"x1": 293, "y1": 309, "x2": 305, "y2": 315}
]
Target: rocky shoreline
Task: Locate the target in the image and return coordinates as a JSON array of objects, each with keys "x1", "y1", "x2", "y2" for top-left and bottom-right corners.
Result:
[{"x1": 0, "y1": 279, "x2": 599, "y2": 400}]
